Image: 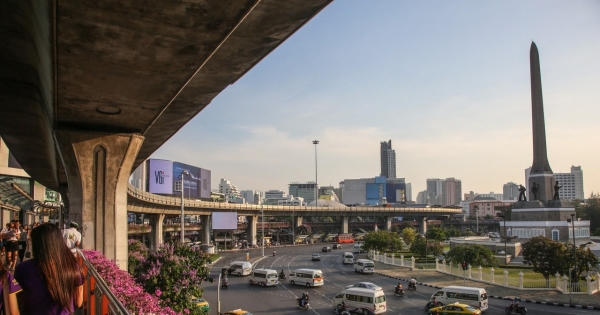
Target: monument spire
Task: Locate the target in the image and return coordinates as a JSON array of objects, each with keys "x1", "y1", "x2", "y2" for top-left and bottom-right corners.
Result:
[{"x1": 529, "y1": 41, "x2": 553, "y2": 174}]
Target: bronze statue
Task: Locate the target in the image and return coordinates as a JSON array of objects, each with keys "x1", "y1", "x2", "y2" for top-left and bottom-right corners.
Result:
[
  {"x1": 553, "y1": 181, "x2": 562, "y2": 200},
  {"x1": 530, "y1": 182, "x2": 539, "y2": 200},
  {"x1": 518, "y1": 185, "x2": 527, "y2": 201}
]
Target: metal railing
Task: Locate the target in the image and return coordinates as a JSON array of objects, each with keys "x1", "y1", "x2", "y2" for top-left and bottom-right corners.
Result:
[{"x1": 78, "y1": 251, "x2": 130, "y2": 315}]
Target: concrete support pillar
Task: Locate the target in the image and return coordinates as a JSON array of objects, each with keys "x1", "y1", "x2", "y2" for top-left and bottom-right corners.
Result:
[
  {"x1": 420, "y1": 217, "x2": 428, "y2": 235},
  {"x1": 55, "y1": 131, "x2": 144, "y2": 270},
  {"x1": 385, "y1": 216, "x2": 392, "y2": 231},
  {"x1": 148, "y1": 214, "x2": 165, "y2": 250},
  {"x1": 341, "y1": 216, "x2": 349, "y2": 234},
  {"x1": 294, "y1": 216, "x2": 303, "y2": 228},
  {"x1": 247, "y1": 215, "x2": 258, "y2": 245},
  {"x1": 201, "y1": 215, "x2": 211, "y2": 245}
]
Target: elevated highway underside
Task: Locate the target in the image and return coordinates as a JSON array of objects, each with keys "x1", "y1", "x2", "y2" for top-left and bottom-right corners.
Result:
[{"x1": 0, "y1": 0, "x2": 332, "y2": 269}]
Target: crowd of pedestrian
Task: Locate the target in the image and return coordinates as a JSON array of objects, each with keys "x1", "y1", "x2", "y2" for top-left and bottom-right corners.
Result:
[{"x1": 0, "y1": 220, "x2": 84, "y2": 314}]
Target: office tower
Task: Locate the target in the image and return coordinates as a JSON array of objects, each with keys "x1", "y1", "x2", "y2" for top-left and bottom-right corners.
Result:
[
  {"x1": 405, "y1": 183, "x2": 412, "y2": 202},
  {"x1": 289, "y1": 182, "x2": 318, "y2": 204},
  {"x1": 441, "y1": 178, "x2": 462, "y2": 207},
  {"x1": 416, "y1": 190, "x2": 427, "y2": 204},
  {"x1": 426, "y1": 178, "x2": 443, "y2": 205},
  {"x1": 503, "y1": 182, "x2": 519, "y2": 200},
  {"x1": 219, "y1": 178, "x2": 241, "y2": 200},
  {"x1": 380, "y1": 140, "x2": 396, "y2": 179},
  {"x1": 553, "y1": 166, "x2": 585, "y2": 200}
]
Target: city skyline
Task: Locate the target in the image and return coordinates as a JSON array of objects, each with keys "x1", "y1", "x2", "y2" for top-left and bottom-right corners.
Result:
[{"x1": 150, "y1": 1, "x2": 600, "y2": 197}]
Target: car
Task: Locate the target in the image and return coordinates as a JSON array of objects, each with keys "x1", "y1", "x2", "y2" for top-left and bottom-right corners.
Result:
[
  {"x1": 322, "y1": 246, "x2": 331, "y2": 252},
  {"x1": 428, "y1": 303, "x2": 481, "y2": 315},
  {"x1": 345, "y1": 282, "x2": 382, "y2": 291},
  {"x1": 221, "y1": 309, "x2": 253, "y2": 315},
  {"x1": 312, "y1": 253, "x2": 321, "y2": 261},
  {"x1": 192, "y1": 297, "x2": 209, "y2": 312},
  {"x1": 333, "y1": 244, "x2": 342, "y2": 249}
]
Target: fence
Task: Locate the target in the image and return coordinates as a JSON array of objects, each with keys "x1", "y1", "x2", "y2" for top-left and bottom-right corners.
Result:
[{"x1": 369, "y1": 250, "x2": 600, "y2": 295}]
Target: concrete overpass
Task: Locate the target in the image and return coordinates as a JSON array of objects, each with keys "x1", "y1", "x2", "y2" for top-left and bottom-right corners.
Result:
[
  {"x1": 0, "y1": 0, "x2": 332, "y2": 269},
  {"x1": 127, "y1": 184, "x2": 463, "y2": 248}
]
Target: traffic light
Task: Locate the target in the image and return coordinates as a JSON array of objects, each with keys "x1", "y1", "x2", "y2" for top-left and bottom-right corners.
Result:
[{"x1": 462, "y1": 261, "x2": 468, "y2": 270}]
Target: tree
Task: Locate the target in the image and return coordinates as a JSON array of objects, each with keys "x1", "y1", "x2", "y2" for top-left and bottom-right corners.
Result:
[
  {"x1": 362, "y1": 230, "x2": 404, "y2": 253},
  {"x1": 445, "y1": 227, "x2": 461, "y2": 238},
  {"x1": 566, "y1": 243, "x2": 600, "y2": 279},
  {"x1": 401, "y1": 227, "x2": 417, "y2": 246},
  {"x1": 445, "y1": 244, "x2": 497, "y2": 268},
  {"x1": 575, "y1": 193, "x2": 600, "y2": 231},
  {"x1": 426, "y1": 226, "x2": 447, "y2": 242},
  {"x1": 409, "y1": 235, "x2": 443, "y2": 258},
  {"x1": 522, "y1": 236, "x2": 570, "y2": 284}
]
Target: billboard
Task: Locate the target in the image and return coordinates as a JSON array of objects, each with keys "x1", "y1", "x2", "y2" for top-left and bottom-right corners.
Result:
[
  {"x1": 212, "y1": 212, "x2": 238, "y2": 230},
  {"x1": 173, "y1": 162, "x2": 201, "y2": 199},
  {"x1": 148, "y1": 159, "x2": 173, "y2": 194},
  {"x1": 199, "y1": 168, "x2": 211, "y2": 199}
]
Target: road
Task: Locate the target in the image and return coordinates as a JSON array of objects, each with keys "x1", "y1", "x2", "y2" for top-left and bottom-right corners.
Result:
[{"x1": 202, "y1": 245, "x2": 597, "y2": 315}]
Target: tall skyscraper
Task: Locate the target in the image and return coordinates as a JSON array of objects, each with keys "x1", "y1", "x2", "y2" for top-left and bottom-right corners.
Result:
[
  {"x1": 441, "y1": 178, "x2": 462, "y2": 206},
  {"x1": 426, "y1": 178, "x2": 443, "y2": 205},
  {"x1": 380, "y1": 140, "x2": 396, "y2": 179},
  {"x1": 503, "y1": 182, "x2": 519, "y2": 200}
]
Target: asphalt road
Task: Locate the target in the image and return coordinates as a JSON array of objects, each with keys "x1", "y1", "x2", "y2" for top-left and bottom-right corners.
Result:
[{"x1": 202, "y1": 245, "x2": 598, "y2": 315}]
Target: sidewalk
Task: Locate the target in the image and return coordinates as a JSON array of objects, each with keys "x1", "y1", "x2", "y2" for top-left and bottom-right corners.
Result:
[{"x1": 375, "y1": 262, "x2": 600, "y2": 309}]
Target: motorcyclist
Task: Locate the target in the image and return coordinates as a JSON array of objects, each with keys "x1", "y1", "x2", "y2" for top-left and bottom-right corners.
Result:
[
  {"x1": 299, "y1": 292, "x2": 309, "y2": 307},
  {"x1": 280, "y1": 269, "x2": 286, "y2": 279},
  {"x1": 394, "y1": 283, "x2": 403, "y2": 294},
  {"x1": 409, "y1": 277, "x2": 417, "y2": 289},
  {"x1": 222, "y1": 275, "x2": 228, "y2": 288},
  {"x1": 335, "y1": 301, "x2": 347, "y2": 315},
  {"x1": 273, "y1": 250, "x2": 276, "y2": 256}
]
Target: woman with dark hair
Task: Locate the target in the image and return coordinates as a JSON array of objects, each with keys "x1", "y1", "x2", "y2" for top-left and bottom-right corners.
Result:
[
  {"x1": 15, "y1": 223, "x2": 83, "y2": 314},
  {"x1": 0, "y1": 241, "x2": 21, "y2": 314},
  {"x1": 2, "y1": 222, "x2": 19, "y2": 271}
]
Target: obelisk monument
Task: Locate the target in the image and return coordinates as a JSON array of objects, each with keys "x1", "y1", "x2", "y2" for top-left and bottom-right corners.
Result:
[{"x1": 527, "y1": 42, "x2": 556, "y2": 203}]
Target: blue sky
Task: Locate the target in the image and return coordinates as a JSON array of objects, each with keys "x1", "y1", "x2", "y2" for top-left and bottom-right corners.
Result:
[{"x1": 152, "y1": 0, "x2": 600, "y2": 198}]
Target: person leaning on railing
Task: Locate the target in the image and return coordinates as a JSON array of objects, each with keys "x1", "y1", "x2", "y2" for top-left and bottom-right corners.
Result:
[{"x1": 15, "y1": 223, "x2": 83, "y2": 314}]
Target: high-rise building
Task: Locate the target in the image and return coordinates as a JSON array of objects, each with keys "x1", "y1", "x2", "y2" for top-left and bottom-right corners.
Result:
[
  {"x1": 289, "y1": 182, "x2": 317, "y2": 204},
  {"x1": 240, "y1": 190, "x2": 263, "y2": 204},
  {"x1": 426, "y1": 178, "x2": 443, "y2": 205},
  {"x1": 553, "y1": 166, "x2": 584, "y2": 200},
  {"x1": 503, "y1": 182, "x2": 519, "y2": 201},
  {"x1": 441, "y1": 178, "x2": 462, "y2": 206},
  {"x1": 380, "y1": 140, "x2": 396, "y2": 179},
  {"x1": 219, "y1": 178, "x2": 241, "y2": 200},
  {"x1": 405, "y1": 183, "x2": 412, "y2": 202},
  {"x1": 416, "y1": 190, "x2": 427, "y2": 204}
]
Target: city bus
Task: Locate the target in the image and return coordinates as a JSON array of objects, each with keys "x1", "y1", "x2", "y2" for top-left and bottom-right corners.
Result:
[{"x1": 335, "y1": 233, "x2": 355, "y2": 243}]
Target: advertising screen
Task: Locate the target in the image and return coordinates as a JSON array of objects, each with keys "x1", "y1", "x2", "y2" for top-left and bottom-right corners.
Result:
[
  {"x1": 212, "y1": 212, "x2": 238, "y2": 230},
  {"x1": 199, "y1": 168, "x2": 211, "y2": 199},
  {"x1": 148, "y1": 159, "x2": 173, "y2": 194},
  {"x1": 173, "y1": 162, "x2": 201, "y2": 199}
]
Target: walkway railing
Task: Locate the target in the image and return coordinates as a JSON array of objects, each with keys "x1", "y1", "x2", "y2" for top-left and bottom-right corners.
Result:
[{"x1": 77, "y1": 250, "x2": 130, "y2": 315}]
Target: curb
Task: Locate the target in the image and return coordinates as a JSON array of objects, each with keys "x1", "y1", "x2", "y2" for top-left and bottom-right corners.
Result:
[{"x1": 374, "y1": 271, "x2": 600, "y2": 310}]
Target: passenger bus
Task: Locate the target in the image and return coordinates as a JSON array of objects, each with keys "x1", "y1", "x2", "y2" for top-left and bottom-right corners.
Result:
[{"x1": 335, "y1": 233, "x2": 355, "y2": 243}]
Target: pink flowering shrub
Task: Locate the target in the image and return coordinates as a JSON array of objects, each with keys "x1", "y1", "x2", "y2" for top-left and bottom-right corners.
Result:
[{"x1": 83, "y1": 250, "x2": 180, "y2": 315}]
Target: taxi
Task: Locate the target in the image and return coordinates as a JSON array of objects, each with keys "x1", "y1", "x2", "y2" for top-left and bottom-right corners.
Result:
[
  {"x1": 192, "y1": 297, "x2": 209, "y2": 312},
  {"x1": 221, "y1": 309, "x2": 253, "y2": 315},
  {"x1": 428, "y1": 303, "x2": 481, "y2": 315}
]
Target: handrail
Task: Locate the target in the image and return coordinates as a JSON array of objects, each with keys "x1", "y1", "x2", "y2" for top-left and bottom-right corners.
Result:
[
  {"x1": 77, "y1": 250, "x2": 130, "y2": 315},
  {"x1": 127, "y1": 184, "x2": 463, "y2": 214}
]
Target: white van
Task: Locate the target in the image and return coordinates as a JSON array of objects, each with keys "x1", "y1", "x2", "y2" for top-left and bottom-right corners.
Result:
[
  {"x1": 353, "y1": 244, "x2": 364, "y2": 253},
  {"x1": 354, "y1": 259, "x2": 375, "y2": 274},
  {"x1": 343, "y1": 252, "x2": 354, "y2": 264},
  {"x1": 248, "y1": 268, "x2": 279, "y2": 287},
  {"x1": 223, "y1": 261, "x2": 253, "y2": 276},
  {"x1": 431, "y1": 286, "x2": 488, "y2": 311},
  {"x1": 333, "y1": 287, "x2": 387, "y2": 314},
  {"x1": 288, "y1": 269, "x2": 324, "y2": 287}
]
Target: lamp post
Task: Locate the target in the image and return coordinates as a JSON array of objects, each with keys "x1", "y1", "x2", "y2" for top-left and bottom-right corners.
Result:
[
  {"x1": 292, "y1": 209, "x2": 295, "y2": 246},
  {"x1": 312, "y1": 140, "x2": 319, "y2": 205},
  {"x1": 568, "y1": 213, "x2": 577, "y2": 301},
  {"x1": 475, "y1": 205, "x2": 479, "y2": 234},
  {"x1": 180, "y1": 170, "x2": 190, "y2": 243},
  {"x1": 424, "y1": 222, "x2": 428, "y2": 270},
  {"x1": 261, "y1": 205, "x2": 265, "y2": 257},
  {"x1": 497, "y1": 211, "x2": 507, "y2": 270}
]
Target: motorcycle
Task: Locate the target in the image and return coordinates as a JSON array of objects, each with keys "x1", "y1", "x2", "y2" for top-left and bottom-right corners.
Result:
[
  {"x1": 296, "y1": 298, "x2": 310, "y2": 310},
  {"x1": 334, "y1": 304, "x2": 351, "y2": 315},
  {"x1": 424, "y1": 300, "x2": 442, "y2": 311},
  {"x1": 221, "y1": 279, "x2": 228, "y2": 289},
  {"x1": 393, "y1": 288, "x2": 405, "y2": 297},
  {"x1": 408, "y1": 282, "x2": 417, "y2": 291},
  {"x1": 273, "y1": 251, "x2": 276, "y2": 257},
  {"x1": 279, "y1": 273, "x2": 287, "y2": 281},
  {"x1": 505, "y1": 303, "x2": 527, "y2": 315}
]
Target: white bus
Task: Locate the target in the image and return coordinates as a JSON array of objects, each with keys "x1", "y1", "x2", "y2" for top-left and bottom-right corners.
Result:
[
  {"x1": 334, "y1": 287, "x2": 387, "y2": 314},
  {"x1": 248, "y1": 268, "x2": 279, "y2": 287},
  {"x1": 288, "y1": 269, "x2": 324, "y2": 287},
  {"x1": 431, "y1": 286, "x2": 488, "y2": 311},
  {"x1": 354, "y1": 259, "x2": 375, "y2": 274},
  {"x1": 343, "y1": 252, "x2": 355, "y2": 264}
]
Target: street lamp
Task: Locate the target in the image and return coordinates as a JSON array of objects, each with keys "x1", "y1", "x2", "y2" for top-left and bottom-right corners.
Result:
[
  {"x1": 312, "y1": 140, "x2": 319, "y2": 205},
  {"x1": 497, "y1": 211, "x2": 508, "y2": 270},
  {"x1": 180, "y1": 170, "x2": 190, "y2": 243},
  {"x1": 567, "y1": 213, "x2": 577, "y2": 301},
  {"x1": 261, "y1": 205, "x2": 265, "y2": 257},
  {"x1": 424, "y1": 222, "x2": 428, "y2": 270},
  {"x1": 475, "y1": 205, "x2": 479, "y2": 234}
]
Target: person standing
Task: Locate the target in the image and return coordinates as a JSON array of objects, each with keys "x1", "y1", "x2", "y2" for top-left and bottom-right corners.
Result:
[
  {"x1": 0, "y1": 250, "x2": 21, "y2": 315},
  {"x1": 18, "y1": 225, "x2": 28, "y2": 263},
  {"x1": 62, "y1": 222, "x2": 81, "y2": 255},
  {"x1": 2, "y1": 223, "x2": 19, "y2": 271},
  {"x1": 15, "y1": 223, "x2": 83, "y2": 314}
]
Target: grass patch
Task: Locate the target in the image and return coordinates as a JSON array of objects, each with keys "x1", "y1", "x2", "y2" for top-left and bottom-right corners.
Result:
[{"x1": 208, "y1": 253, "x2": 221, "y2": 263}]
